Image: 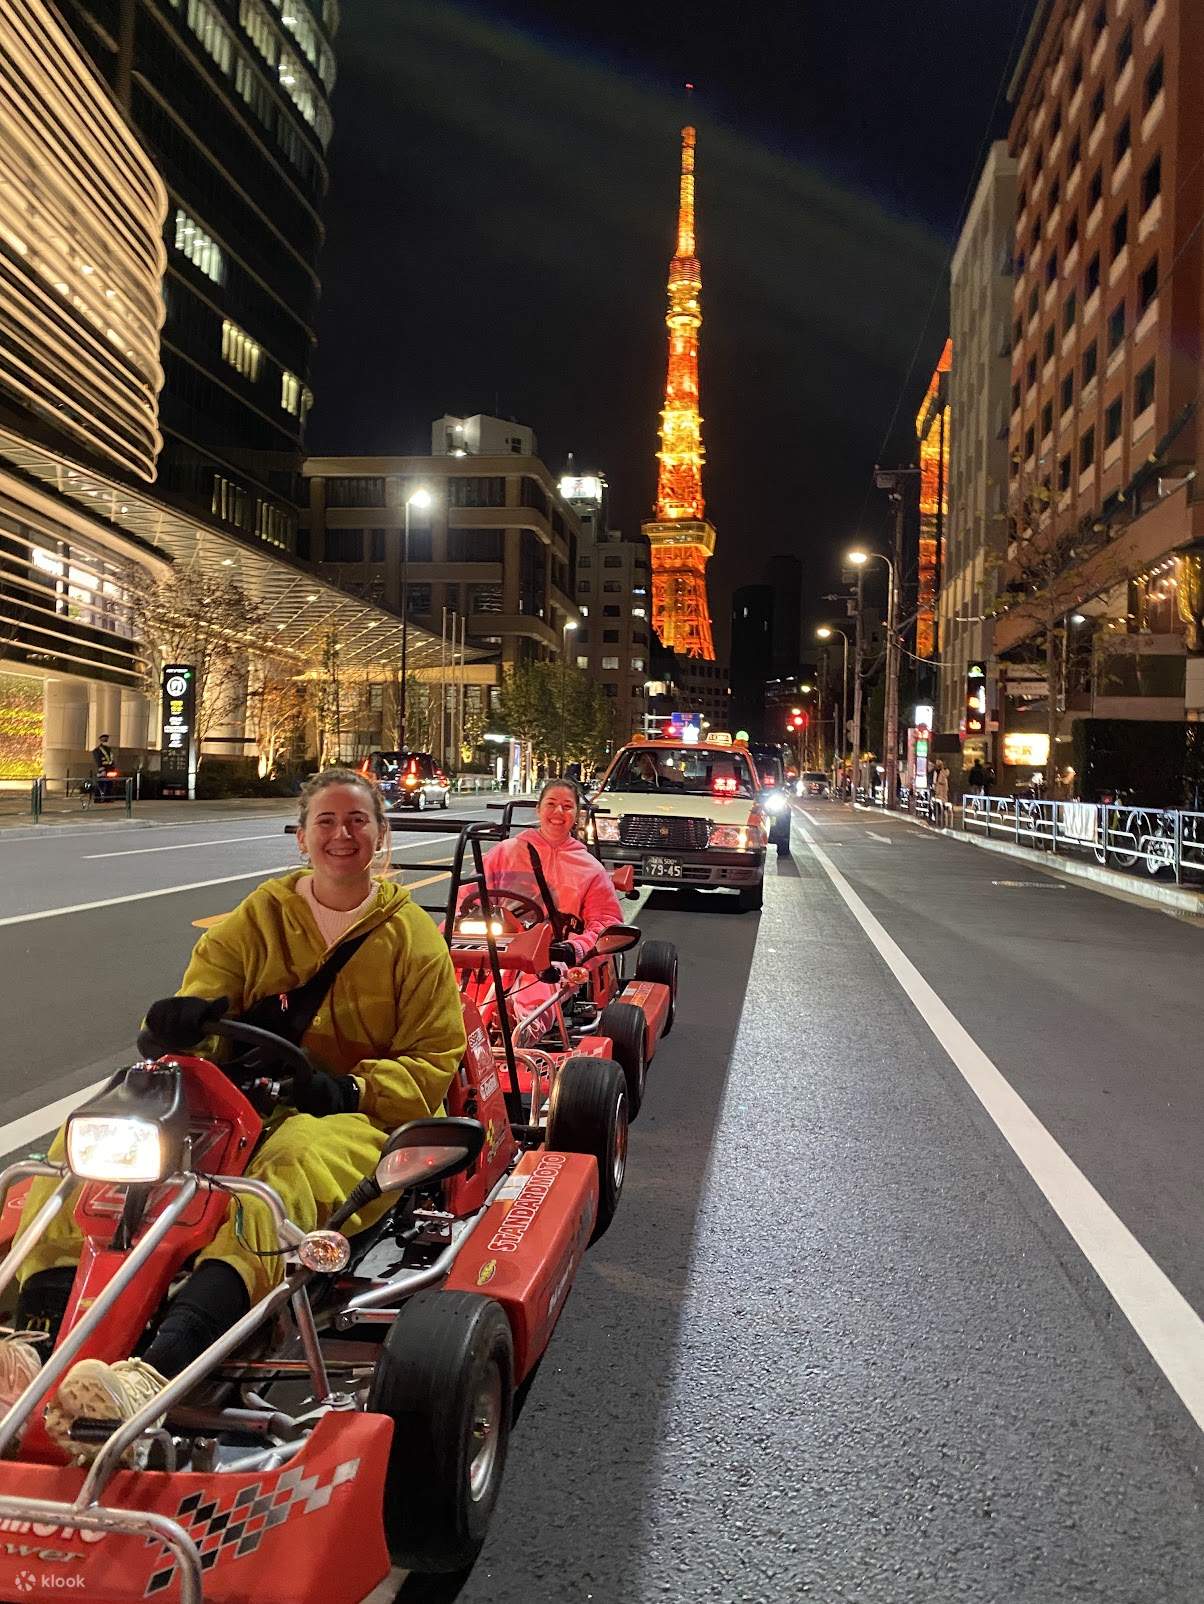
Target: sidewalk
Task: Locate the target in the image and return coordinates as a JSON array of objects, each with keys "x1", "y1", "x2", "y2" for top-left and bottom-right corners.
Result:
[{"x1": 0, "y1": 796, "x2": 298, "y2": 837}]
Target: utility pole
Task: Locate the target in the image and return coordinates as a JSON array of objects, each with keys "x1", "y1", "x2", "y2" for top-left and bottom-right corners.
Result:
[
  {"x1": 874, "y1": 465, "x2": 919, "y2": 809},
  {"x1": 850, "y1": 564, "x2": 864, "y2": 801}
]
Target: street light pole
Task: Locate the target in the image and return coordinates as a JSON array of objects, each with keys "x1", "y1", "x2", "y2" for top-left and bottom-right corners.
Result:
[
  {"x1": 851, "y1": 566, "x2": 864, "y2": 801},
  {"x1": 399, "y1": 486, "x2": 432, "y2": 748},
  {"x1": 847, "y1": 548, "x2": 896, "y2": 806},
  {"x1": 558, "y1": 619, "x2": 578, "y2": 776},
  {"x1": 817, "y1": 626, "x2": 850, "y2": 790}
]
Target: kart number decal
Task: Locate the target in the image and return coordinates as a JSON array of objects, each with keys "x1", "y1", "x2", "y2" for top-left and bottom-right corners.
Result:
[{"x1": 487, "y1": 1153, "x2": 566, "y2": 1253}]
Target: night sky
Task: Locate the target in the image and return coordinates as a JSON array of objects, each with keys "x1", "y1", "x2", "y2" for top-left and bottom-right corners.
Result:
[{"x1": 309, "y1": 0, "x2": 1036, "y2": 654}]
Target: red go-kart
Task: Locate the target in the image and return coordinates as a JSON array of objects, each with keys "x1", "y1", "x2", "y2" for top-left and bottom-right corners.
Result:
[{"x1": 0, "y1": 826, "x2": 631, "y2": 1600}]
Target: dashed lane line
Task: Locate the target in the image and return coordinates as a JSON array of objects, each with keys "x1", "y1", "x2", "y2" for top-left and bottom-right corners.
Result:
[
  {"x1": 800, "y1": 824, "x2": 1204, "y2": 1435},
  {"x1": 85, "y1": 833, "x2": 281, "y2": 859},
  {"x1": 190, "y1": 868, "x2": 452, "y2": 928},
  {"x1": 866, "y1": 831, "x2": 892, "y2": 844},
  {"x1": 0, "y1": 867, "x2": 294, "y2": 929}
]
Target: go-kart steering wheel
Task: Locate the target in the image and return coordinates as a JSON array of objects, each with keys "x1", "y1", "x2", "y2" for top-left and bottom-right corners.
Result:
[
  {"x1": 213, "y1": 1017, "x2": 314, "y2": 1109},
  {"x1": 458, "y1": 888, "x2": 547, "y2": 930}
]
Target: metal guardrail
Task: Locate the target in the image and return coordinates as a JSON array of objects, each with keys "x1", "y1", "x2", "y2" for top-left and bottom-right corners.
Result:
[
  {"x1": 961, "y1": 794, "x2": 1204, "y2": 884},
  {"x1": 25, "y1": 773, "x2": 135, "y2": 819},
  {"x1": 451, "y1": 774, "x2": 507, "y2": 794}
]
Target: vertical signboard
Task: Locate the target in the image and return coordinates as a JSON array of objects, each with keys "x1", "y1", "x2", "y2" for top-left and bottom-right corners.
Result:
[
  {"x1": 965, "y1": 661, "x2": 987, "y2": 737},
  {"x1": 161, "y1": 664, "x2": 195, "y2": 799}
]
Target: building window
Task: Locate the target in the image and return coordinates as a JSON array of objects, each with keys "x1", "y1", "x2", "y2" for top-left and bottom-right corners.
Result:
[
  {"x1": 1065, "y1": 213, "x2": 1079, "y2": 254},
  {"x1": 1145, "y1": 53, "x2": 1164, "y2": 110},
  {"x1": 186, "y1": 0, "x2": 234, "y2": 73},
  {"x1": 1088, "y1": 166, "x2": 1102, "y2": 211},
  {"x1": 1115, "y1": 22, "x2": 1133, "y2": 76},
  {"x1": 211, "y1": 474, "x2": 249, "y2": 529},
  {"x1": 602, "y1": 605, "x2": 620, "y2": 618},
  {"x1": 601, "y1": 656, "x2": 620, "y2": 671},
  {"x1": 1059, "y1": 452, "x2": 1072, "y2": 492},
  {"x1": 578, "y1": 556, "x2": 591, "y2": 569},
  {"x1": 1045, "y1": 251, "x2": 1058, "y2": 287},
  {"x1": 1011, "y1": 379, "x2": 1021, "y2": 412},
  {"x1": 1043, "y1": 325, "x2": 1055, "y2": 363},
  {"x1": 631, "y1": 657, "x2": 645, "y2": 673},
  {"x1": 369, "y1": 530, "x2": 386, "y2": 562},
  {"x1": 280, "y1": 370, "x2": 311, "y2": 417},
  {"x1": 1027, "y1": 284, "x2": 1039, "y2": 320},
  {"x1": 324, "y1": 477, "x2": 384, "y2": 507},
  {"x1": 255, "y1": 500, "x2": 292, "y2": 548},
  {"x1": 323, "y1": 529, "x2": 362, "y2": 563},
  {"x1": 1105, "y1": 396, "x2": 1123, "y2": 445},
  {"x1": 1107, "y1": 300, "x2": 1125, "y2": 354},
  {"x1": 1091, "y1": 3, "x2": 1106, "y2": 43},
  {"x1": 1111, "y1": 208, "x2": 1128, "y2": 259},
  {"x1": 603, "y1": 581, "x2": 621, "y2": 592},
  {"x1": 602, "y1": 629, "x2": 619, "y2": 643},
  {"x1": 1082, "y1": 341, "x2": 1098, "y2": 386},
  {"x1": 1141, "y1": 155, "x2": 1161, "y2": 214},
  {"x1": 1089, "y1": 85, "x2": 1105, "y2": 130},
  {"x1": 447, "y1": 529, "x2": 503, "y2": 562},
  {"x1": 1139, "y1": 255, "x2": 1158, "y2": 311},
  {"x1": 221, "y1": 319, "x2": 261, "y2": 381},
  {"x1": 1113, "y1": 118, "x2": 1131, "y2": 167},
  {"x1": 1134, "y1": 360, "x2": 1155, "y2": 415},
  {"x1": 1080, "y1": 425, "x2": 1095, "y2": 470},
  {"x1": 576, "y1": 655, "x2": 589, "y2": 670},
  {"x1": 603, "y1": 554, "x2": 622, "y2": 568},
  {"x1": 1050, "y1": 105, "x2": 1062, "y2": 140},
  {"x1": 1026, "y1": 355, "x2": 1037, "y2": 391},
  {"x1": 1061, "y1": 370, "x2": 1074, "y2": 414},
  {"x1": 1024, "y1": 424, "x2": 1035, "y2": 461},
  {"x1": 1041, "y1": 400, "x2": 1053, "y2": 439},
  {"x1": 1086, "y1": 251, "x2": 1100, "y2": 296},
  {"x1": 1062, "y1": 289, "x2": 1077, "y2": 332},
  {"x1": 448, "y1": 476, "x2": 505, "y2": 508},
  {"x1": 173, "y1": 210, "x2": 224, "y2": 283},
  {"x1": 1067, "y1": 132, "x2": 1081, "y2": 174},
  {"x1": 632, "y1": 606, "x2": 647, "y2": 619}
]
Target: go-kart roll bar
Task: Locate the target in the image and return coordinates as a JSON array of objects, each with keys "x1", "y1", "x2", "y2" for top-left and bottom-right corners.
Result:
[{"x1": 0, "y1": 1494, "x2": 204, "y2": 1604}]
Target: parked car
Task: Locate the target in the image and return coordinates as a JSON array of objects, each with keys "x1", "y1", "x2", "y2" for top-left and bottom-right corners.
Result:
[
  {"x1": 799, "y1": 771, "x2": 830, "y2": 798},
  {"x1": 358, "y1": 750, "x2": 451, "y2": 810}
]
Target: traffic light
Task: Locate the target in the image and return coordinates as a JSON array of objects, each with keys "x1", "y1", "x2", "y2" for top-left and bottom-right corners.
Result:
[{"x1": 787, "y1": 712, "x2": 807, "y2": 731}]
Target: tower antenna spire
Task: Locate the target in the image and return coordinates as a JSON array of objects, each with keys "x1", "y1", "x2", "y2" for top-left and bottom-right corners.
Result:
[{"x1": 642, "y1": 120, "x2": 717, "y2": 660}]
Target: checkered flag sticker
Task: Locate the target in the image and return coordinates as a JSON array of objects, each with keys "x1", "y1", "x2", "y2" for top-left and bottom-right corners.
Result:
[{"x1": 144, "y1": 1456, "x2": 361, "y2": 1596}]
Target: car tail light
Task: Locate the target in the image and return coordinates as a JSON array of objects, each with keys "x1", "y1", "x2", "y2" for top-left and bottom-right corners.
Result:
[{"x1": 403, "y1": 774, "x2": 418, "y2": 787}]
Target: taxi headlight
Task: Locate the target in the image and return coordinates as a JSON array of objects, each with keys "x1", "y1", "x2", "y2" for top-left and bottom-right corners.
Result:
[
  {"x1": 67, "y1": 1116, "x2": 166, "y2": 1183},
  {"x1": 708, "y1": 824, "x2": 748, "y2": 850},
  {"x1": 593, "y1": 816, "x2": 620, "y2": 842},
  {"x1": 763, "y1": 791, "x2": 786, "y2": 813}
]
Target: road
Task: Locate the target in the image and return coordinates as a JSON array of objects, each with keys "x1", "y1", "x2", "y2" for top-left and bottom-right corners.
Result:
[{"x1": 0, "y1": 798, "x2": 1201, "y2": 1602}]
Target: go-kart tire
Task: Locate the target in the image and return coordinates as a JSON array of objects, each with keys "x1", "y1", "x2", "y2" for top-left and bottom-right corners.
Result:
[
  {"x1": 736, "y1": 879, "x2": 764, "y2": 913},
  {"x1": 634, "y1": 939, "x2": 678, "y2": 1037},
  {"x1": 597, "y1": 1001, "x2": 647, "y2": 1119},
  {"x1": 545, "y1": 1055, "x2": 627, "y2": 1241},
  {"x1": 368, "y1": 1289, "x2": 514, "y2": 1574}
]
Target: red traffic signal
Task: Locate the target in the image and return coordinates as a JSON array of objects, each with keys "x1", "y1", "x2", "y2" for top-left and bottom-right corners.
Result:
[{"x1": 787, "y1": 713, "x2": 807, "y2": 730}]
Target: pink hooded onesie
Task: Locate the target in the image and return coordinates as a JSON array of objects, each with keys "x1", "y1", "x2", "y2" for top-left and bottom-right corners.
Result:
[{"x1": 461, "y1": 827, "x2": 623, "y2": 961}]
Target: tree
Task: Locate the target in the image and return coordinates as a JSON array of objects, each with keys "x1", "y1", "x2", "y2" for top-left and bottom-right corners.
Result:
[
  {"x1": 494, "y1": 661, "x2": 612, "y2": 775},
  {"x1": 248, "y1": 661, "x2": 309, "y2": 778},
  {"x1": 132, "y1": 567, "x2": 268, "y2": 762},
  {"x1": 997, "y1": 487, "x2": 1118, "y2": 790}
]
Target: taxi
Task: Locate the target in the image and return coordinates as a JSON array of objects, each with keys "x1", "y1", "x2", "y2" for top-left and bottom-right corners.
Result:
[{"x1": 589, "y1": 733, "x2": 766, "y2": 912}]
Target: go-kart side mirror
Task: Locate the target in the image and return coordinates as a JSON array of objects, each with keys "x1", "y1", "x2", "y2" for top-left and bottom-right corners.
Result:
[
  {"x1": 374, "y1": 1116, "x2": 485, "y2": 1196},
  {"x1": 593, "y1": 924, "x2": 642, "y2": 957}
]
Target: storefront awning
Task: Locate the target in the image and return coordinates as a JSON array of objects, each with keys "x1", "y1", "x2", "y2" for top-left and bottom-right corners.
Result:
[{"x1": 0, "y1": 427, "x2": 488, "y2": 675}]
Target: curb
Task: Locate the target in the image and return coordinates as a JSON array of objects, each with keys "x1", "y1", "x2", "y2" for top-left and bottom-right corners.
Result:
[{"x1": 898, "y1": 811, "x2": 1204, "y2": 916}]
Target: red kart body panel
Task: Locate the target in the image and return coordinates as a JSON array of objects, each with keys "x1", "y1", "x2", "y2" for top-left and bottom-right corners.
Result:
[
  {"x1": 443, "y1": 996, "x2": 518, "y2": 1213},
  {"x1": 615, "y1": 979, "x2": 671, "y2": 1057},
  {"x1": 0, "y1": 1412, "x2": 391, "y2": 1603},
  {"x1": 444, "y1": 1148, "x2": 596, "y2": 1381}
]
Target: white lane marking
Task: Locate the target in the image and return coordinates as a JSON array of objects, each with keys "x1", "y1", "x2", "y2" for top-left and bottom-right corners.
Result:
[
  {"x1": 799, "y1": 825, "x2": 1204, "y2": 1434},
  {"x1": 866, "y1": 831, "x2": 892, "y2": 844},
  {"x1": 0, "y1": 1076, "x2": 113, "y2": 1156},
  {"x1": 85, "y1": 833, "x2": 279, "y2": 858},
  {"x1": 798, "y1": 808, "x2": 820, "y2": 825},
  {"x1": 0, "y1": 866, "x2": 293, "y2": 928}
]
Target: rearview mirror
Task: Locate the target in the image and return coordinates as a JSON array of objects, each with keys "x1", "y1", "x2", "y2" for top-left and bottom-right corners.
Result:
[
  {"x1": 593, "y1": 924, "x2": 642, "y2": 957},
  {"x1": 374, "y1": 1116, "x2": 485, "y2": 1195}
]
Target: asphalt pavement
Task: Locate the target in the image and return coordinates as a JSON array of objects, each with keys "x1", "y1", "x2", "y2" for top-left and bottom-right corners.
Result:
[{"x1": 0, "y1": 798, "x2": 1201, "y2": 1602}]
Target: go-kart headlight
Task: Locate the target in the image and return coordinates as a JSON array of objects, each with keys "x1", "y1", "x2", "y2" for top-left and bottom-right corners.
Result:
[
  {"x1": 763, "y1": 791, "x2": 786, "y2": 813},
  {"x1": 67, "y1": 1116, "x2": 167, "y2": 1183},
  {"x1": 456, "y1": 917, "x2": 504, "y2": 937},
  {"x1": 593, "y1": 816, "x2": 620, "y2": 842}
]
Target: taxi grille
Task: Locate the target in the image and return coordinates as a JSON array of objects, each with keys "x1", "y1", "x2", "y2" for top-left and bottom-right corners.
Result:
[{"x1": 620, "y1": 815, "x2": 709, "y2": 850}]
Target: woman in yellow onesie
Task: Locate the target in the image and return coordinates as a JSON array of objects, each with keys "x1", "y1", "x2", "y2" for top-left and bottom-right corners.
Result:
[{"x1": 0, "y1": 767, "x2": 467, "y2": 1458}]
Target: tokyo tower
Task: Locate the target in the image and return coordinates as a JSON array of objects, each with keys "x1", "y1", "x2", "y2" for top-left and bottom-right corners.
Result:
[{"x1": 643, "y1": 124, "x2": 716, "y2": 660}]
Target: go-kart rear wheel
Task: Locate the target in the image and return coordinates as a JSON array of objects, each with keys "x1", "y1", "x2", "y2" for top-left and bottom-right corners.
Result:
[
  {"x1": 634, "y1": 939, "x2": 677, "y2": 1036},
  {"x1": 368, "y1": 1289, "x2": 514, "y2": 1574},
  {"x1": 598, "y1": 1000, "x2": 647, "y2": 1118},
  {"x1": 546, "y1": 1055, "x2": 627, "y2": 1240}
]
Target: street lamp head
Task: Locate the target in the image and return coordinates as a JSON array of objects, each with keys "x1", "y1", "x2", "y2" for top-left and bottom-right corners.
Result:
[
  {"x1": 564, "y1": 619, "x2": 578, "y2": 632},
  {"x1": 407, "y1": 487, "x2": 433, "y2": 510},
  {"x1": 846, "y1": 549, "x2": 869, "y2": 567},
  {"x1": 816, "y1": 626, "x2": 833, "y2": 639},
  {"x1": 799, "y1": 683, "x2": 813, "y2": 693}
]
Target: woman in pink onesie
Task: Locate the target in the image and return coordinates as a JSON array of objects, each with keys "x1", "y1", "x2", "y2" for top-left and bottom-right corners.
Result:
[{"x1": 465, "y1": 779, "x2": 623, "y2": 961}]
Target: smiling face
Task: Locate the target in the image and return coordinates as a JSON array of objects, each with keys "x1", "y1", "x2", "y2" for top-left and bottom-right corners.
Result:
[
  {"x1": 296, "y1": 781, "x2": 383, "y2": 898},
  {"x1": 537, "y1": 784, "x2": 578, "y2": 846}
]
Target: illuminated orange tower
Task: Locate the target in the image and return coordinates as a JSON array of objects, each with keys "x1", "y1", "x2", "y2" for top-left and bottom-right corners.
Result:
[{"x1": 643, "y1": 124, "x2": 716, "y2": 660}]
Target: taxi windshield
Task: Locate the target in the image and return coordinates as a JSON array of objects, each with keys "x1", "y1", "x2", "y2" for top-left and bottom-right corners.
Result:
[{"x1": 602, "y1": 746, "x2": 756, "y2": 798}]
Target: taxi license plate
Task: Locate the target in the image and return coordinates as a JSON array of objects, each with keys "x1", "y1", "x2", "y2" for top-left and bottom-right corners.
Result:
[{"x1": 644, "y1": 857, "x2": 681, "y2": 879}]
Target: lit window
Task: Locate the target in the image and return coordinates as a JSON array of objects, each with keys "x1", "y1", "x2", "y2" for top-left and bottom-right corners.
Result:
[
  {"x1": 221, "y1": 319, "x2": 262, "y2": 380},
  {"x1": 576, "y1": 655, "x2": 589, "y2": 670},
  {"x1": 601, "y1": 657, "x2": 620, "y2": 670},
  {"x1": 632, "y1": 606, "x2": 646, "y2": 618},
  {"x1": 280, "y1": 369, "x2": 311, "y2": 416},
  {"x1": 631, "y1": 658, "x2": 645, "y2": 672},
  {"x1": 186, "y1": 0, "x2": 234, "y2": 74},
  {"x1": 173, "y1": 210, "x2": 224, "y2": 284}
]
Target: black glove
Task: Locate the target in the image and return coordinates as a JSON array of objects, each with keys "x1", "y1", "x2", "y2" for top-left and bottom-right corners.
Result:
[
  {"x1": 549, "y1": 942, "x2": 576, "y2": 964},
  {"x1": 292, "y1": 1067, "x2": 360, "y2": 1118},
  {"x1": 140, "y1": 995, "x2": 229, "y2": 1055}
]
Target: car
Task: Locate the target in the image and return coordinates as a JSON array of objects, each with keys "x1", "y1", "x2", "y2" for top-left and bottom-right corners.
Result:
[
  {"x1": 588, "y1": 734, "x2": 767, "y2": 912},
  {"x1": 745, "y1": 742, "x2": 793, "y2": 853},
  {"x1": 799, "y1": 771, "x2": 830, "y2": 798},
  {"x1": 358, "y1": 749, "x2": 450, "y2": 810},
  {"x1": 0, "y1": 900, "x2": 625, "y2": 1595}
]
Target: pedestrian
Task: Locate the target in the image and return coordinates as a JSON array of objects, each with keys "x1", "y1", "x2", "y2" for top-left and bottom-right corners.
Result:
[
  {"x1": 984, "y1": 763, "x2": 996, "y2": 792},
  {"x1": 967, "y1": 758, "x2": 986, "y2": 793},
  {"x1": 90, "y1": 732, "x2": 114, "y2": 802},
  {"x1": 932, "y1": 759, "x2": 950, "y2": 826}
]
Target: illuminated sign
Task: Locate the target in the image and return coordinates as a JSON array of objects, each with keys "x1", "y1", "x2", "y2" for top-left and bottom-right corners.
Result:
[
  {"x1": 913, "y1": 704, "x2": 934, "y2": 730},
  {"x1": 558, "y1": 475, "x2": 603, "y2": 504},
  {"x1": 1002, "y1": 732, "x2": 1050, "y2": 766},
  {"x1": 160, "y1": 663, "x2": 195, "y2": 798},
  {"x1": 965, "y1": 661, "x2": 987, "y2": 735}
]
